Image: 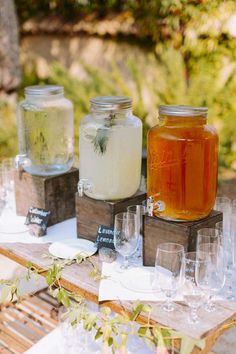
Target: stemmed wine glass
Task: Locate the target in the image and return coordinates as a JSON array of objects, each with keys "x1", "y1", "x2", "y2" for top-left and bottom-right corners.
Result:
[
  {"x1": 183, "y1": 252, "x2": 209, "y2": 323},
  {"x1": 114, "y1": 212, "x2": 140, "y2": 270},
  {"x1": 155, "y1": 242, "x2": 184, "y2": 312}
]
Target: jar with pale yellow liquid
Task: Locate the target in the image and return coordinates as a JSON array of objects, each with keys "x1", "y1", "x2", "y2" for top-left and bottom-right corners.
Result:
[
  {"x1": 79, "y1": 96, "x2": 142, "y2": 200},
  {"x1": 147, "y1": 105, "x2": 218, "y2": 221}
]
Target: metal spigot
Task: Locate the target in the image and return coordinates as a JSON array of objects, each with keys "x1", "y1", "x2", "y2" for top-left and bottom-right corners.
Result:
[
  {"x1": 78, "y1": 179, "x2": 93, "y2": 197},
  {"x1": 146, "y1": 196, "x2": 154, "y2": 216}
]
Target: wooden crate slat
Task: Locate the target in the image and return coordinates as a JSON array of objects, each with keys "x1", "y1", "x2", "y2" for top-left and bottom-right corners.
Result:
[
  {"x1": 0, "y1": 322, "x2": 29, "y2": 353},
  {"x1": 0, "y1": 290, "x2": 59, "y2": 354},
  {"x1": 0, "y1": 315, "x2": 38, "y2": 344},
  {"x1": 17, "y1": 299, "x2": 57, "y2": 326},
  {"x1": 37, "y1": 291, "x2": 60, "y2": 308},
  {"x1": 6, "y1": 308, "x2": 48, "y2": 337},
  {"x1": 28, "y1": 294, "x2": 58, "y2": 315},
  {"x1": 0, "y1": 341, "x2": 17, "y2": 354},
  {"x1": 0, "y1": 317, "x2": 32, "y2": 350}
]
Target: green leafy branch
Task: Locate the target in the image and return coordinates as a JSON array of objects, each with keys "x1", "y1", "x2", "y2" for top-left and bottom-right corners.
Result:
[{"x1": 0, "y1": 252, "x2": 230, "y2": 354}]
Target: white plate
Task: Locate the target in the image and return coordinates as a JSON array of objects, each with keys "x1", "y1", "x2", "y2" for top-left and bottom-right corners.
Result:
[
  {"x1": 120, "y1": 267, "x2": 160, "y2": 294},
  {"x1": 49, "y1": 239, "x2": 97, "y2": 259}
]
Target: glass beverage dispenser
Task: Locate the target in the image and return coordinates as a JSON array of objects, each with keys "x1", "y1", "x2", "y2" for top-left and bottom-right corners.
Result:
[
  {"x1": 17, "y1": 85, "x2": 74, "y2": 176},
  {"x1": 79, "y1": 96, "x2": 142, "y2": 200},
  {"x1": 147, "y1": 105, "x2": 218, "y2": 221}
]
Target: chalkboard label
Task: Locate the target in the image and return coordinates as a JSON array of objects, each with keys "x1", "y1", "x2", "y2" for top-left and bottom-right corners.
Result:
[
  {"x1": 95, "y1": 225, "x2": 119, "y2": 250},
  {"x1": 25, "y1": 207, "x2": 51, "y2": 237}
]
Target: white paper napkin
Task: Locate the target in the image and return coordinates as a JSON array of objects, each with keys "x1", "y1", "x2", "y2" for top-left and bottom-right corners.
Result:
[
  {"x1": 99, "y1": 260, "x2": 183, "y2": 302},
  {"x1": 0, "y1": 209, "x2": 77, "y2": 244}
]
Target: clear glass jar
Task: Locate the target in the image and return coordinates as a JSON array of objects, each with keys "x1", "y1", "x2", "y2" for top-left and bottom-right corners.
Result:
[
  {"x1": 17, "y1": 85, "x2": 74, "y2": 176},
  {"x1": 147, "y1": 105, "x2": 218, "y2": 221},
  {"x1": 79, "y1": 96, "x2": 142, "y2": 200}
]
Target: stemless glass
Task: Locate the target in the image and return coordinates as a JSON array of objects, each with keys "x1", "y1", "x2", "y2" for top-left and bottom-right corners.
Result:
[
  {"x1": 197, "y1": 228, "x2": 222, "y2": 248},
  {"x1": 183, "y1": 252, "x2": 208, "y2": 323},
  {"x1": 127, "y1": 204, "x2": 146, "y2": 261},
  {"x1": 196, "y1": 242, "x2": 225, "y2": 311},
  {"x1": 114, "y1": 212, "x2": 139, "y2": 270},
  {"x1": 155, "y1": 242, "x2": 184, "y2": 312}
]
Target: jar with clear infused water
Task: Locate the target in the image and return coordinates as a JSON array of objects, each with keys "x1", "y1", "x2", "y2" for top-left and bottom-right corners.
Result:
[{"x1": 17, "y1": 85, "x2": 74, "y2": 176}]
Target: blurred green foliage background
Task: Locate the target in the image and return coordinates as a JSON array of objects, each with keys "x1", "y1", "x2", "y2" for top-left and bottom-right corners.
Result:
[{"x1": 1, "y1": 0, "x2": 236, "y2": 174}]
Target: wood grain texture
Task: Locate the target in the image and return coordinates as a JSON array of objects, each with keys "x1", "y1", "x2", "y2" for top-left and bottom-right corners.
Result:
[
  {"x1": 76, "y1": 190, "x2": 146, "y2": 241},
  {"x1": 0, "y1": 241, "x2": 235, "y2": 347},
  {"x1": 143, "y1": 210, "x2": 223, "y2": 266},
  {"x1": 0, "y1": 289, "x2": 58, "y2": 354},
  {"x1": 14, "y1": 168, "x2": 79, "y2": 226}
]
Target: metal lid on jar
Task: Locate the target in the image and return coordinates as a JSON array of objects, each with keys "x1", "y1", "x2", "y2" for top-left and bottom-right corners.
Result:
[
  {"x1": 159, "y1": 105, "x2": 208, "y2": 117},
  {"x1": 90, "y1": 96, "x2": 132, "y2": 112},
  {"x1": 24, "y1": 85, "x2": 64, "y2": 96}
]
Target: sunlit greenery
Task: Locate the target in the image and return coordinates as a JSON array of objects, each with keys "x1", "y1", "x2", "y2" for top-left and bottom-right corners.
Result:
[{"x1": 1, "y1": 0, "x2": 236, "y2": 172}]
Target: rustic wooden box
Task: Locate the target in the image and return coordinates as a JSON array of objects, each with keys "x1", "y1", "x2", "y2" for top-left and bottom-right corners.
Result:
[
  {"x1": 14, "y1": 167, "x2": 79, "y2": 226},
  {"x1": 76, "y1": 191, "x2": 146, "y2": 241},
  {"x1": 143, "y1": 210, "x2": 223, "y2": 266}
]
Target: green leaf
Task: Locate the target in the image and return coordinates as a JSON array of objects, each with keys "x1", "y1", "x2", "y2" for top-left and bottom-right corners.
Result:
[
  {"x1": 138, "y1": 326, "x2": 148, "y2": 337},
  {"x1": 95, "y1": 328, "x2": 103, "y2": 340},
  {"x1": 130, "y1": 303, "x2": 144, "y2": 321},
  {"x1": 108, "y1": 337, "x2": 113, "y2": 346},
  {"x1": 57, "y1": 288, "x2": 70, "y2": 308}
]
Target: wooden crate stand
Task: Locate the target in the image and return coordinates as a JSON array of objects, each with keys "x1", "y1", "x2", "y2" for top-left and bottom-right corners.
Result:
[
  {"x1": 76, "y1": 191, "x2": 146, "y2": 241},
  {"x1": 14, "y1": 167, "x2": 79, "y2": 226},
  {"x1": 143, "y1": 210, "x2": 223, "y2": 266}
]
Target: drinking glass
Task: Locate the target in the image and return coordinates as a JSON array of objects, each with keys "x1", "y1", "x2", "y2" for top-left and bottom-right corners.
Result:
[
  {"x1": 209, "y1": 223, "x2": 235, "y2": 300},
  {"x1": 214, "y1": 196, "x2": 231, "y2": 235},
  {"x1": 183, "y1": 252, "x2": 208, "y2": 323},
  {"x1": 197, "y1": 228, "x2": 222, "y2": 248},
  {"x1": 114, "y1": 212, "x2": 139, "y2": 270},
  {"x1": 196, "y1": 242, "x2": 225, "y2": 311},
  {"x1": 155, "y1": 242, "x2": 184, "y2": 312},
  {"x1": 2, "y1": 157, "x2": 16, "y2": 212},
  {"x1": 0, "y1": 165, "x2": 6, "y2": 216},
  {"x1": 127, "y1": 204, "x2": 146, "y2": 261}
]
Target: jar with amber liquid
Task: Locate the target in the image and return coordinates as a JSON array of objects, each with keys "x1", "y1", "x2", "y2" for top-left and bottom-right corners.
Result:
[{"x1": 147, "y1": 105, "x2": 218, "y2": 221}]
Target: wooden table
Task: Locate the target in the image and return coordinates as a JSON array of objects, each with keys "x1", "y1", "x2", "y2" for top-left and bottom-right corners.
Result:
[{"x1": 0, "y1": 242, "x2": 236, "y2": 353}]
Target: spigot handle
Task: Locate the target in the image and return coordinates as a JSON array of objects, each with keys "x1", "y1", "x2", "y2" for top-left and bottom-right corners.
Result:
[{"x1": 78, "y1": 179, "x2": 93, "y2": 197}]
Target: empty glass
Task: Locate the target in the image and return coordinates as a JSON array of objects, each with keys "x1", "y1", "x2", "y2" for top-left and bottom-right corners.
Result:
[
  {"x1": 155, "y1": 242, "x2": 184, "y2": 312},
  {"x1": 214, "y1": 221, "x2": 235, "y2": 300},
  {"x1": 183, "y1": 252, "x2": 208, "y2": 323},
  {"x1": 197, "y1": 228, "x2": 222, "y2": 249},
  {"x1": 114, "y1": 212, "x2": 140, "y2": 270},
  {"x1": 2, "y1": 157, "x2": 16, "y2": 212},
  {"x1": 214, "y1": 196, "x2": 231, "y2": 235},
  {"x1": 196, "y1": 242, "x2": 225, "y2": 311},
  {"x1": 127, "y1": 204, "x2": 146, "y2": 262}
]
